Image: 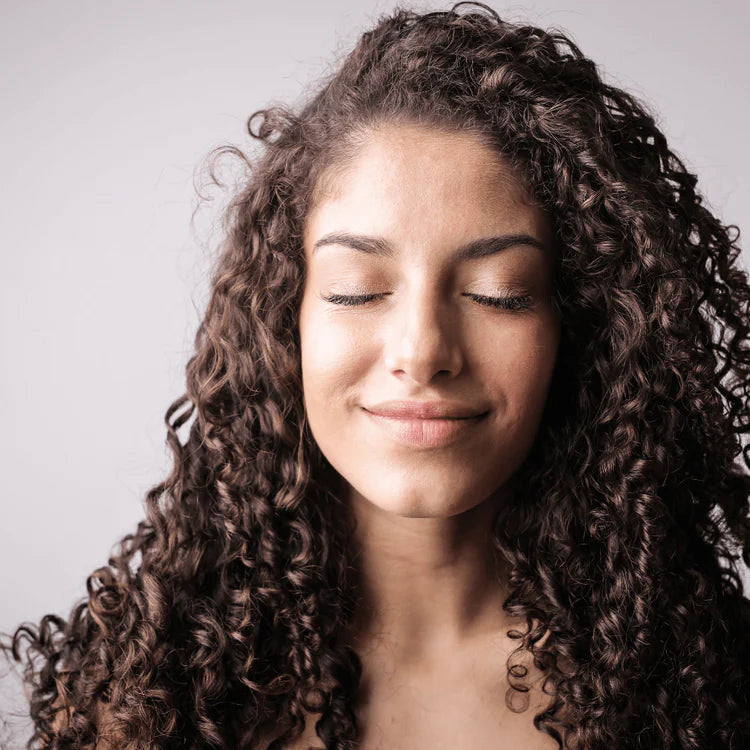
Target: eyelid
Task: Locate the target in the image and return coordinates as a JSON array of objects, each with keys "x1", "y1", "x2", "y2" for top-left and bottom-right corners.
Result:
[
  {"x1": 321, "y1": 283, "x2": 534, "y2": 302},
  {"x1": 320, "y1": 291, "x2": 535, "y2": 311}
]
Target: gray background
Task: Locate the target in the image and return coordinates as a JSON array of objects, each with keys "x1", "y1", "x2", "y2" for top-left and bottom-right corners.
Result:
[{"x1": 1, "y1": 0, "x2": 748, "y2": 741}]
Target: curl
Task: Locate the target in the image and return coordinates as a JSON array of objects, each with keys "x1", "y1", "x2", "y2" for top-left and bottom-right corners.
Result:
[{"x1": 3, "y1": 2, "x2": 749, "y2": 748}]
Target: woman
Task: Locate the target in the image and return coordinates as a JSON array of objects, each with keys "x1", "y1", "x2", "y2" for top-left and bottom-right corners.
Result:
[{"x1": 3, "y1": 2, "x2": 749, "y2": 748}]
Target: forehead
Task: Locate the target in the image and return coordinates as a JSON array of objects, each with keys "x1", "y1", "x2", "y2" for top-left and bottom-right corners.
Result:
[{"x1": 304, "y1": 123, "x2": 549, "y2": 253}]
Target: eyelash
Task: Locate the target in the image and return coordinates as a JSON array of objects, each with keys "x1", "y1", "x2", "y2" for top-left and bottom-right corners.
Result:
[{"x1": 322, "y1": 292, "x2": 534, "y2": 311}]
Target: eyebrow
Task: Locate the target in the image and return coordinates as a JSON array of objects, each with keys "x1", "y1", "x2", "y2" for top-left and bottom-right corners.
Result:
[{"x1": 311, "y1": 231, "x2": 547, "y2": 261}]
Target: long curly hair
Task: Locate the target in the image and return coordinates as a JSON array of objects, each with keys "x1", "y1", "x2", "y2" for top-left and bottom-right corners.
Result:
[{"x1": 3, "y1": 3, "x2": 750, "y2": 748}]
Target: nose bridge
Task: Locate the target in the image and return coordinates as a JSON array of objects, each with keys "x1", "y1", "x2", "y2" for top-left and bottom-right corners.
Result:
[
  {"x1": 385, "y1": 271, "x2": 462, "y2": 380},
  {"x1": 402, "y1": 274, "x2": 446, "y2": 337}
]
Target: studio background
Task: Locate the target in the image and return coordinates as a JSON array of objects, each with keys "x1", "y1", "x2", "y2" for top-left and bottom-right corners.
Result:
[{"x1": 1, "y1": 0, "x2": 748, "y2": 740}]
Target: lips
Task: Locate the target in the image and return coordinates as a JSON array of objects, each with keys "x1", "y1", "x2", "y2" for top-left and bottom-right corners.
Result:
[
  {"x1": 364, "y1": 399, "x2": 487, "y2": 419},
  {"x1": 363, "y1": 408, "x2": 488, "y2": 448}
]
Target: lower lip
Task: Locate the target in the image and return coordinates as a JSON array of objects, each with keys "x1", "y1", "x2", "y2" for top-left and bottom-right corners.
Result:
[{"x1": 364, "y1": 409, "x2": 488, "y2": 448}]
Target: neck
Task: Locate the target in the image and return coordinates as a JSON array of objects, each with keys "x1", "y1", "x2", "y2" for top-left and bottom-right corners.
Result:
[{"x1": 340, "y1": 480, "x2": 517, "y2": 669}]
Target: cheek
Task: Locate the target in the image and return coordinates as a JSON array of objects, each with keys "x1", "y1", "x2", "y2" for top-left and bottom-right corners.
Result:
[
  {"x1": 299, "y1": 313, "x2": 375, "y2": 482},
  {"x1": 300, "y1": 312, "x2": 369, "y2": 413},
  {"x1": 491, "y1": 318, "x2": 559, "y2": 426}
]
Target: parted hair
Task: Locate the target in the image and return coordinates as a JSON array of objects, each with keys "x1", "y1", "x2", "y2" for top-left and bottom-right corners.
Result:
[{"x1": 3, "y1": 3, "x2": 750, "y2": 748}]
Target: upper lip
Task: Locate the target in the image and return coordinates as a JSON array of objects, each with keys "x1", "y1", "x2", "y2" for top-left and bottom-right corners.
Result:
[{"x1": 364, "y1": 400, "x2": 487, "y2": 419}]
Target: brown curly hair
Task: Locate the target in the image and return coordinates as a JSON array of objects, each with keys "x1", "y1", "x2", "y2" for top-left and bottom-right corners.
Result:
[{"x1": 3, "y1": 2, "x2": 750, "y2": 748}]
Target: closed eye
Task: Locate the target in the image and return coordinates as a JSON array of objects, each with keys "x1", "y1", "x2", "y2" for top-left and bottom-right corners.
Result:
[{"x1": 321, "y1": 292, "x2": 534, "y2": 311}]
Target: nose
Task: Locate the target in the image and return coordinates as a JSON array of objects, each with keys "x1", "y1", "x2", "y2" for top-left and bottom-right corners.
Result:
[{"x1": 383, "y1": 282, "x2": 463, "y2": 384}]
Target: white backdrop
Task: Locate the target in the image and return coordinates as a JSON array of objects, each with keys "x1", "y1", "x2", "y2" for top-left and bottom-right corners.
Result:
[{"x1": 1, "y1": 0, "x2": 748, "y2": 741}]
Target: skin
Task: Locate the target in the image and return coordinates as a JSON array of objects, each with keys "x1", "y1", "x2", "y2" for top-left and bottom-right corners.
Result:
[{"x1": 297, "y1": 122, "x2": 563, "y2": 744}]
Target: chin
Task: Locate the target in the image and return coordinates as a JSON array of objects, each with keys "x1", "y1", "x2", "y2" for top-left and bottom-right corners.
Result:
[{"x1": 364, "y1": 489, "x2": 479, "y2": 518}]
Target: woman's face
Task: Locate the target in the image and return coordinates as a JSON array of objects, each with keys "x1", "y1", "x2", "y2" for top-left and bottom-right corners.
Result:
[{"x1": 299, "y1": 123, "x2": 560, "y2": 518}]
